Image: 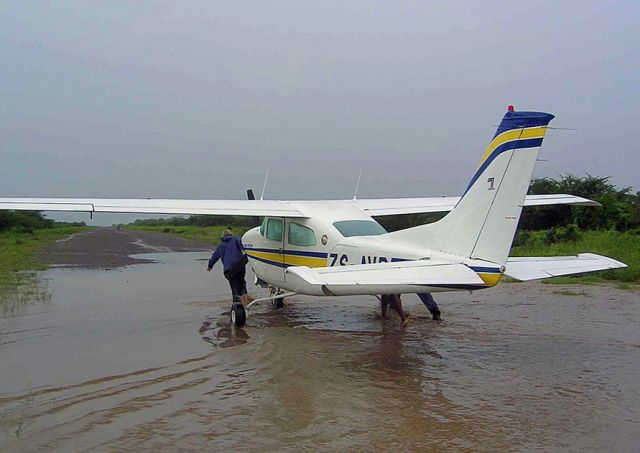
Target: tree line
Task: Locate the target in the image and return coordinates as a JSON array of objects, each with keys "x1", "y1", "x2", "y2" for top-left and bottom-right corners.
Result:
[{"x1": 0, "y1": 211, "x2": 85, "y2": 233}]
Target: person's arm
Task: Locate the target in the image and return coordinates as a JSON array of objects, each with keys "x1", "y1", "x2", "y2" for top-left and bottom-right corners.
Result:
[
  {"x1": 207, "y1": 246, "x2": 221, "y2": 271},
  {"x1": 237, "y1": 237, "x2": 246, "y2": 252}
]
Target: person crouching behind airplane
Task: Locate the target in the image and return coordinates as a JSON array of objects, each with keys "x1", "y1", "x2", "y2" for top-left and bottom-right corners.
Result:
[
  {"x1": 380, "y1": 294, "x2": 409, "y2": 327},
  {"x1": 207, "y1": 229, "x2": 252, "y2": 304}
]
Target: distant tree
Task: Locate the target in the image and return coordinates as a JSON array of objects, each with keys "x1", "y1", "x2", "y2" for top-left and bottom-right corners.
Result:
[{"x1": 0, "y1": 211, "x2": 53, "y2": 232}]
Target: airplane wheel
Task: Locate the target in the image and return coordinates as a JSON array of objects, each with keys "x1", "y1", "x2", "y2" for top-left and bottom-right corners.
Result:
[
  {"x1": 274, "y1": 298, "x2": 284, "y2": 309},
  {"x1": 230, "y1": 302, "x2": 246, "y2": 328}
]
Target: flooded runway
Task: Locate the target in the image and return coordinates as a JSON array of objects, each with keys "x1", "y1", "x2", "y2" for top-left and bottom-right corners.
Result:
[{"x1": 1, "y1": 231, "x2": 639, "y2": 451}]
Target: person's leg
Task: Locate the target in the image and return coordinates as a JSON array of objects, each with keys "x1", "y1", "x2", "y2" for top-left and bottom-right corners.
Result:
[
  {"x1": 391, "y1": 294, "x2": 408, "y2": 327},
  {"x1": 228, "y1": 273, "x2": 241, "y2": 303},
  {"x1": 238, "y1": 268, "x2": 252, "y2": 303},
  {"x1": 418, "y1": 293, "x2": 442, "y2": 321},
  {"x1": 380, "y1": 295, "x2": 389, "y2": 318}
]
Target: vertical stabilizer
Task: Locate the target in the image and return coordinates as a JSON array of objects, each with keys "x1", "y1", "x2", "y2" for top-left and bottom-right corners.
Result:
[{"x1": 389, "y1": 107, "x2": 554, "y2": 265}]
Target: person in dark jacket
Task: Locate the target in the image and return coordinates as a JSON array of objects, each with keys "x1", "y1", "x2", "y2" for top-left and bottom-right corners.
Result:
[{"x1": 207, "y1": 229, "x2": 250, "y2": 303}]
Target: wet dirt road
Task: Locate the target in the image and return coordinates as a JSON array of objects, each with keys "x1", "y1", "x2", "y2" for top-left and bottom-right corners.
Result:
[{"x1": 1, "y1": 229, "x2": 639, "y2": 451}]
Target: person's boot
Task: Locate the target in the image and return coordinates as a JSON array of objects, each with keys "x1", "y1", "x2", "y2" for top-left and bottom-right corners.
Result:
[
  {"x1": 432, "y1": 309, "x2": 442, "y2": 321},
  {"x1": 243, "y1": 294, "x2": 254, "y2": 304}
]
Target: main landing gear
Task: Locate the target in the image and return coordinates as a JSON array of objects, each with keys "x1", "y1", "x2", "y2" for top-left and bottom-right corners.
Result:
[{"x1": 269, "y1": 286, "x2": 285, "y2": 309}]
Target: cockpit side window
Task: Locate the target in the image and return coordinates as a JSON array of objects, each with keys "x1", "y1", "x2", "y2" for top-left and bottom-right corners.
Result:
[
  {"x1": 332, "y1": 220, "x2": 387, "y2": 237},
  {"x1": 288, "y1": 222, "x2": 317, "y2": 246},
  {"x1": 266, "y1": 218, "x2": 283, "y2": 242}
]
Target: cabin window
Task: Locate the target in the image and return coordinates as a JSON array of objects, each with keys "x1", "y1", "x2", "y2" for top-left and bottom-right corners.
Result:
[
  {"x1": 288, "y1": 222, "x2": 317, "y2": 246},
  {"x1": 332, "y1": 220, "x2": 387, "y2": 237},
  {"x1": 266, "y1": 218, "x2": 283, "y2": 242}
]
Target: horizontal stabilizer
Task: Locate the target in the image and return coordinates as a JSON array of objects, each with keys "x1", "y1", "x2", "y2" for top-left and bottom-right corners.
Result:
[
  {"x1": 505, "y1": 253, "x2": 627, "y2": 281},
  {"x1": 285, "y1": 260, "x2": 485, "y2": 296}
]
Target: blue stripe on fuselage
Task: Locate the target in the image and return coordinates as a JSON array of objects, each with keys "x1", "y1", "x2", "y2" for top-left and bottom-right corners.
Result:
[{"x1": 244, "y1": 247, "x2": 328, "y2": 259}]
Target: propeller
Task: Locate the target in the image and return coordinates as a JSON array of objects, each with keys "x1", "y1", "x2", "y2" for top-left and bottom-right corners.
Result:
[{"x1": 246, "y1": 189, "x2": 261, "y2": 227}]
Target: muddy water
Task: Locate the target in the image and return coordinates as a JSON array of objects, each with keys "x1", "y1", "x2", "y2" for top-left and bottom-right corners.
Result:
[{"x1": 1, "y1": 253, "x2": 639, "y2": 451}]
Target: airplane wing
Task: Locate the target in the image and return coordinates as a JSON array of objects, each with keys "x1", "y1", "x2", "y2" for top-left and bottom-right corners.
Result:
[
  {"x1": 285, "y1": 260, "x2": 485, "y2": 296},
  {"x1": 0, "y1": 198, "x2": 307, "y2": 218},
  {"x1": 0, "y1": 193, "x2": 597, "y2": 219},
  {"x1": 353, "y1": 194, "x2": 600, "y2": 216},
  {"x1": 504, "y1": 253, "x2": 627, "y2": 281}
]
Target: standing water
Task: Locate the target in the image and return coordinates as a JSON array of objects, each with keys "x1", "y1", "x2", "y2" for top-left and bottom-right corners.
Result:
[{"x1": 1, "y1": 234, "x2": 639, "y2": 451}]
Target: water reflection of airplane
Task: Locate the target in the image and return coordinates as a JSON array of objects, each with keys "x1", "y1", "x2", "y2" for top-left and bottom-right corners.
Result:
[{"x1": 1, "y1": 107, "x2": 626, "y2": 327}]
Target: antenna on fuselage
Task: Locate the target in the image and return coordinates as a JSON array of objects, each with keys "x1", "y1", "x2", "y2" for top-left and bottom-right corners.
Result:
[
  {"x1": 260, "y1": 171, "x2": 269, "y2": 200},
  {"x1": 352, "y1": 168, "x2": 363, "y2": 200}
]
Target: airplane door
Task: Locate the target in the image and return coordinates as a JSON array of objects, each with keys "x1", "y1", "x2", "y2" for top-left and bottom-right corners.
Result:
[
  {"x1": 264, "y1": 217, "x2": 286, "y2": 284},
  {"x1": 283, "y1": 220, "x2": 322, "y2": 280}
]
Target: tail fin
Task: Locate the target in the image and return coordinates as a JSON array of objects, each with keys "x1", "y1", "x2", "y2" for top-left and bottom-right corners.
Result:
[{"x1": 390, "y1": 107, "x2": 554, "y2": 265}]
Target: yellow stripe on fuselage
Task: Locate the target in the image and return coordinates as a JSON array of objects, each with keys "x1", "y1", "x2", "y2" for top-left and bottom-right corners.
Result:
[
  {"x1": 283, "y1": 255, "x2": 326, "y2": 267},
  {"x1": 246, "y1": 251, "x2": 326, "y2": 268},
  {"x1": 478, "y1": 126, "x2": 548, "y2": 167}
]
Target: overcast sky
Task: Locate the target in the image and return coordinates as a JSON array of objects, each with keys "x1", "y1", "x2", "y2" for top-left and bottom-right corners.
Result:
[{"x1": 1, "y1": 1, "x2": 638, "y2": 225}]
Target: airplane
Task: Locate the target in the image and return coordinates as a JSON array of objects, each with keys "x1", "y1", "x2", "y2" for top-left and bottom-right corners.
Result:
[{"x1": 1, "y1": 106, "x2": 627, "y2": 327}]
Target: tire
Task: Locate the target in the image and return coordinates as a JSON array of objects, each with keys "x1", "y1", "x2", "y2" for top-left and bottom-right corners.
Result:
[
  {"x1": 230, "y1": 302, "x2": 246, "y2": 327},
  {"x1": 274, "y1": 298, "x2": 284, "y2": 309}
]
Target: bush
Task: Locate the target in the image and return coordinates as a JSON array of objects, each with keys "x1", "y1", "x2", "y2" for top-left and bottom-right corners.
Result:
[
  {"x1": 545, "y1": 228, "x2": 559, "y2": 244},
  {"x1": 563, "y1": 224, "x2": 581, "y2": 242},
  {"x1": 513, "y1": 230, "x2": 531, "y2": 247},
  {"x1": 520, "y1": 175, "x2": 639, "y2": 232},
  {"x1": 0, "y1": 211, "x2": 53, "y2": 232}
]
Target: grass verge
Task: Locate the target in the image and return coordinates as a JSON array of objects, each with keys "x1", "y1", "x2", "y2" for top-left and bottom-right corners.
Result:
[
  {"x1": 510, "y1": 230, "x2": 639, "y2": 285},
  {"x1": 0, "y1": 227, "x2": 93, "y2": 295}
]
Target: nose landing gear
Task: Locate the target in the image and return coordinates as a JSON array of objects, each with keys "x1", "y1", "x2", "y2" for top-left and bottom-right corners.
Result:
[
  {"x1": 230, "y1": 301, "x2": 246, "y2": 327},
  {"x1": 232, "y1": 291, "x2": 297, "y2": 328}
]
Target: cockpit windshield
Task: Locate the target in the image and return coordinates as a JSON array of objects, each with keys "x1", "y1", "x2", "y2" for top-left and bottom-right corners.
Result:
[{"x1": 332, "y1": 220, "x2": 387, "y2": 237}]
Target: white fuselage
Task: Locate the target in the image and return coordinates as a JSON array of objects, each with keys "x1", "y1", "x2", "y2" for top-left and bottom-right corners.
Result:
[{"x1": 242, "y1": 201, "x2": 503, "y2": 296}]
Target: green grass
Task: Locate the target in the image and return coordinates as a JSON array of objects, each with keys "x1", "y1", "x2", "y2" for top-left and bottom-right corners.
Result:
[
  {"x1": 552, "y1": 289, "x2": 588, "y2": 296},
  {"x1": 125, "y1": 224, "x2": 252, "y2": 246},
  {"x1": 511, "y1": 230, "x2": 639, "y2": 284},
  {"x1": 0, "y1": 226, "x2": 93, "y2": 298}
]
